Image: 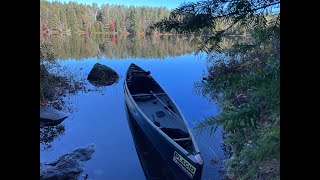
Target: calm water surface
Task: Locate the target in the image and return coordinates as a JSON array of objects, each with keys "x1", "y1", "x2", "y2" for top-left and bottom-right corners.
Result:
[{"x1": 40, "y1": 35, "x2": 225, "y2": 180}]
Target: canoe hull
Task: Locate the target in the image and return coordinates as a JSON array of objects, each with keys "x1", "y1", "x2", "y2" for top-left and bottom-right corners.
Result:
[{"x1": 124, "y1": 84, "x2": 203, "y2": 180}]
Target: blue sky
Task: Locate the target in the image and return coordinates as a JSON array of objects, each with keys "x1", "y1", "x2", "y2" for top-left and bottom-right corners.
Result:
[
  {"x1": 46, "y1": 0, "x2": 279, "y2": 12},
  {"x1": 47, "y1": 0, "x2": 198, "y2": 10}
]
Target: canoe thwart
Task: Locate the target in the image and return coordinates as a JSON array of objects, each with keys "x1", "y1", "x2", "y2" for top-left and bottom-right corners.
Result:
[
  {"x1": 172, "y1": 137, "x2": 191, "y2": 141},
  {"x1": 132, "y1": 92, "x2": 166, "y2": 97}
]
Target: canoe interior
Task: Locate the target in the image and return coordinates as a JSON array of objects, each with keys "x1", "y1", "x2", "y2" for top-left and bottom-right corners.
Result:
[{"x1": 126, "y1": 63, "x2": 195, "y2": 153}]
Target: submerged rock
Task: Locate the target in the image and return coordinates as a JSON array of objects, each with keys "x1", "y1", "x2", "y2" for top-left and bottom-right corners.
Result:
[
  {"x1": 40, "y1": 144, "x2": 95, "y2": 180},
  {"x1": 87, "y1": 63, "x2": 119, "y2": 86},
  {"x1": 40, "y1": 106, "x2": 69, "y2": 128}
]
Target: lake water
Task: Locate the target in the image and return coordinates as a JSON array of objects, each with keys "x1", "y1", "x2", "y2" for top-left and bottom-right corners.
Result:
[{"x1": 40, "y1": 35, "x2": 226, "y2": 180}]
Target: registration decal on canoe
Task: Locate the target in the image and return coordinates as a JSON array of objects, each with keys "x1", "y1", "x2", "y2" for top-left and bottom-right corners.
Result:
[{"x1": 173, "y1": 151, "x2": 196, "y2": 178}]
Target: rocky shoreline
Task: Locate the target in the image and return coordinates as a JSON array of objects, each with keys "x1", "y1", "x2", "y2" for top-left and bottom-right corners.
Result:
[
  {"x1": 40, "y1": 144, "x2": 95, "y2": 180},
  {"x1": 40, "y1": 63, "x2": 119, "y2": 179}
]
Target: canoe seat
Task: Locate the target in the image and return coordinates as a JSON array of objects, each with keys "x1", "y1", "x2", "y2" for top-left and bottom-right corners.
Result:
[
  {"x1": 134, "y1": 96, "x2": 153, "y2": 102},
  {"x1": 132, "y1": 93, "x2": 166, "y2": 97},
  {"x1": 161, "y1": 128, "x2": 190, "y2": 139},
  {"x1": 176, "y1": 138, "x2": 192, "y2": 149},
  {"x1": 150, "y1": 111, "x2": 166, "y2": 128},
  {"x1": 155, "y1": 111, "x2": 165, "y2": 118},
  {"x1": 161, "y1": 128, "x2": 191, "y2": 148}
]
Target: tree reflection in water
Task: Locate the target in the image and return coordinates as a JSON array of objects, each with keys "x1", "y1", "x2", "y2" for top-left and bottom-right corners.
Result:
[
  {"x1": 43, "y1": 34, "x2": 201, "y2": 60},
  {"x1": 40, "y1": 125, "x2": 65, "y2": 151}
]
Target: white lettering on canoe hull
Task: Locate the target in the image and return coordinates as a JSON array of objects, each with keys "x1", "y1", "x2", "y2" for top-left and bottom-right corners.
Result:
[{"x1": 173, "y1": 151, "x2": 196, "y2": 179}]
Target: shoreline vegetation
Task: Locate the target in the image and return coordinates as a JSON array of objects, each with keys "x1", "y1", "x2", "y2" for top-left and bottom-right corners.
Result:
[
  {"x1": 153, "y1": 0, "x2": 280, "y2": 179},
  {"x1": 40, "y1": 43, "x2": 85, "y2": 108}
]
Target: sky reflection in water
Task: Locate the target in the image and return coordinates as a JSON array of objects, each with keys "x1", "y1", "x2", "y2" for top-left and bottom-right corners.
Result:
[{"x1": 40, "y1": 38, "x2": 225, "y2": 179}]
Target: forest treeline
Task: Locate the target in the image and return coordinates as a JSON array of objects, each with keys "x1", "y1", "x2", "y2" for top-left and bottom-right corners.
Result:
[
  {"x1": 40, "y1": 0, "x2": 171, "y2": 35},
  {"x1": 40, "y1": 0, "x2": 250, "y2": 38}
]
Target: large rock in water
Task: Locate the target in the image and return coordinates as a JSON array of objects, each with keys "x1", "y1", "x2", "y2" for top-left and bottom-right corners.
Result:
[
  {"x1": 87, "y1": 63, "x2": 119, "y2": 86},
  {"x1": 40, "y1": 144, "x2": 95, "y2": 180},
  {"x1": 40, "y1": 106, "x2": 69, "y2": 128}
]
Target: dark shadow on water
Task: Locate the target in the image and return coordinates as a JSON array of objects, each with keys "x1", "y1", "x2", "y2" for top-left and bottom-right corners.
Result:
[{"x1": 125, "y1": 104, "x2": 176, "y2": 180}]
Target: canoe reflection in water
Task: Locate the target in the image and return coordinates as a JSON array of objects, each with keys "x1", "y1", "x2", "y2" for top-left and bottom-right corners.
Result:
[{"x1": 125, "y1": 104, "x2": 176, "y2": 180}]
